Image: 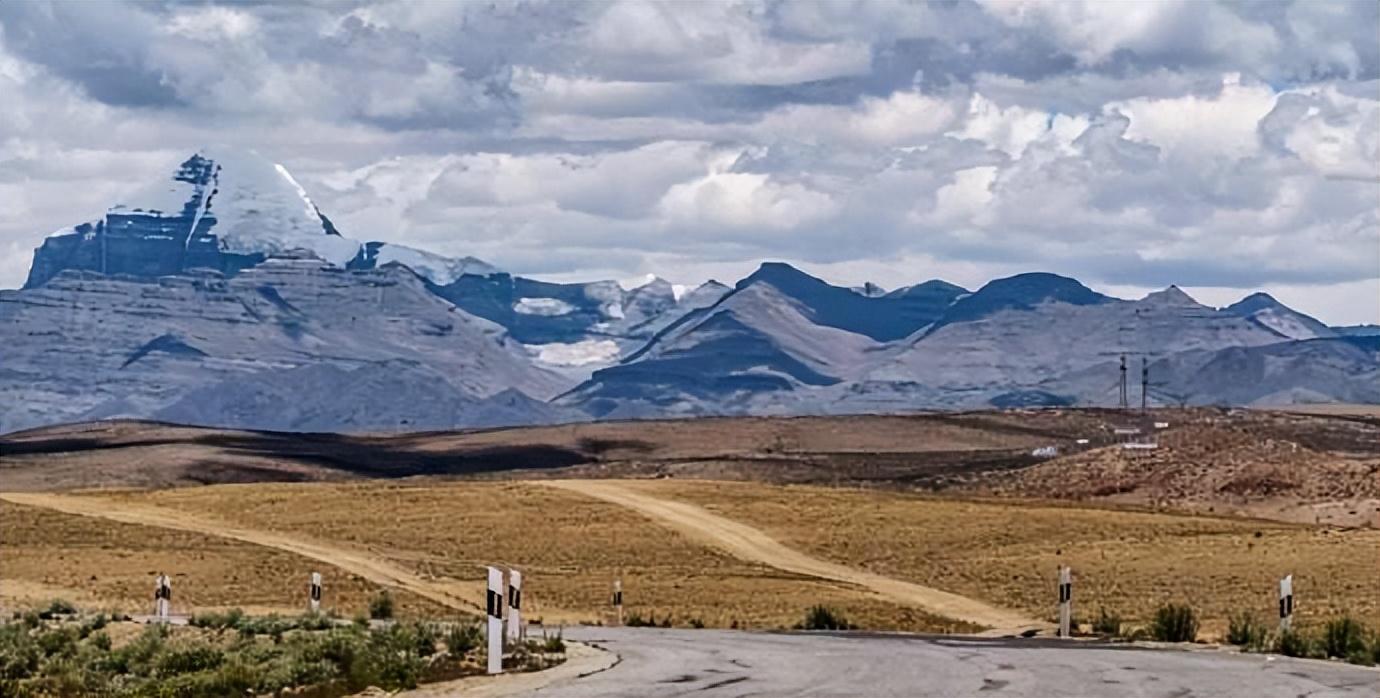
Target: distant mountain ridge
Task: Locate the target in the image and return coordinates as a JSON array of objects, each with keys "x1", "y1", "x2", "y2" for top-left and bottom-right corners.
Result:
[{"x1": 3, "y1": 148, "x2": 1374, "y2": 434}]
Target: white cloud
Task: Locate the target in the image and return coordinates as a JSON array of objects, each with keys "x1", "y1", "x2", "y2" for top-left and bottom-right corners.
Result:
[
  {"x1": 756, "y1": 90, "x2": 962, "y2": 148},
  {"x1": 1110, "y1": 74, "x2": 1278, "y2": 159},
  {"x1": 0, "y1": 0, "x2": 1375, "y2": 326},
  {"x1": 658, "y1": 171, "x2": 839, "y2": 232}
]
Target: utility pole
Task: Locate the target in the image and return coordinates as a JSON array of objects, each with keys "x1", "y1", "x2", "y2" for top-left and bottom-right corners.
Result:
[
  {"x1": 1141, "y1": 357, "x2": 1149, "y2": 413},
  {"x1": 1118, "y1": 355, "x2": 1128, "y2": 409}
]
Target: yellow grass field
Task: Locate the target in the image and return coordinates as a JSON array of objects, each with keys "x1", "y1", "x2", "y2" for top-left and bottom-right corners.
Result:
[
  {"x1": 0, "y1": 501, "x2": 449, "y2": 619},
  {"x1": 630, "y1": 480, "x2": 1380, "y2": 632},
  {"x1": 4, "y1": 483, "x2": 973, "y2": 632},
  {"x1": 6, "y1": 478, "x2": 1376, "y2": 637}
]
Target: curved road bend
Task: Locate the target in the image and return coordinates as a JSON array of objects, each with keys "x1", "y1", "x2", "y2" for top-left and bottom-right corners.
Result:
[{"x1": 516, "y1": 627, "x2": 1379, "y2": 698}]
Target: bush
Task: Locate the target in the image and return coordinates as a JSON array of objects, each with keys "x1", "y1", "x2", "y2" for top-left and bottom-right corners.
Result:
[
  {"x1": 1275, "y1": 627, "x2": 1320, "y2": 658},
  {"x1": 1149, "y1": 604, "x2": 1198, "y2": 643},
  {"x1": 798, "y1": 605, "x2": 853, "y2": 631},
  {"x1": 369, "y1": 591, "x2": 395, "y2": 621},
  {"x1": 1227, "y1": 612, "x2": 1267, "y2": 649},
  {"x1": 541, "y1": 630, "x2": 565, "y2": 653},
  {"x1": 156, "y1": 644, "x2": 226, "y2": 677},
  {"x1": 1323, "y1": 617, "x2": 1368, "y2": 662},
  {"x1": 38, "y1": 600, "x2": 76, "y2": 620},
  {"x1": 1092, "y1": 608, "x2": 1122, "y2": 637},
  {"x1": 412, "y1": 622, "x2": 439, "y2": 657},
  {"x1": 444, "y1": 623, "x2": 482, "y2": 656},
  {"x1": 88, "y1": 632, "x2": 111, "y2": 653},
  {"x1": 0, "y1": 605, "x2": 557, "y2": 696}
]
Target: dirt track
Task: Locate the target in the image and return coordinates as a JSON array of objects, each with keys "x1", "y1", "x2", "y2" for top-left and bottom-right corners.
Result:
[
  {"x1": 0, "y1": 491, "x2": 486, "y2": 615},
  {"x1": 540, "y1": 480, "x2": 1042, "y2": 633}
]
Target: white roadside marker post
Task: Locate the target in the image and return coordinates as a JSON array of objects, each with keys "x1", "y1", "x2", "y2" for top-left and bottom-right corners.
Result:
[
  {"x1": 612, "y1": 577, "x2": 624, "y2": 627},
  {"x1": 1279, "y1": 574, "x2": 1294, "y2": 632},
  {"x1": 1057, "y1": 566, "x2": 1072, "y2": 638},
  {"x1": 309, "y1": 572, "x2": 322, "y2": 614},
  {"x1": 507, "y1": 569, "x2": 523, "y2": 643},
  {"x1": 486, "y1": 566, "x2": 504, "y2": 675}
]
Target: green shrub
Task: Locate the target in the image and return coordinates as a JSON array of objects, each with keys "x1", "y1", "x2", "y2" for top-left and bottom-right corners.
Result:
[
  {"x1": 1092, "y1": 608, "x2": 1122, "y2": 637},
  {"x1": 688, "y1": 617, "x2": 705, "y2": 629},
  {"x1": 1149, "y1": 604, "x2": 1198, "y2": 643},
  {"x1": 0, "y1": 605, "x2": 551, "y2": 696},
  {"x1": 411, "y1": 622, "x2": 438, "y2": 657},
  {"x1": 1275, "y1": 627, "x2": 1320, "y2": 658},
  {"x1": 1227, "y1": 612, "x2": 1267, "y2": 648},
  {"x1": 444, "y1": 623, "x2": 481, "y2": 656},
  {"x1": 1323, "y1": 616, "x2": 1367, "y2": 660},
  {"x1": 35, "y1": 626, "x2": 79, "y2": 660},
  {"x1": 798, "y1": 605, "x2": 853, "y2": 631},
  {"x1": 38, "y1": 600, "x2": 76, "y2": 620},
  {"x1": 541, "y1": 630, "x2": 565, "y2": 653},
  {"x1": 369, "y1": 591, "x2": 395, "y2": 621},
  {"x1": 157, "y1": 644, "x2": 226, "y2": 677},
  {"x1": 88, "y1": 632, "x2": 112, "y2": 653}
]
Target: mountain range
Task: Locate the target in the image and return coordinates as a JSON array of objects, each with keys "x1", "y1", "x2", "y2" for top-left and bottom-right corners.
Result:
[{"x1": 2, "y1": 149, "x2": 1376, "y2": 434}]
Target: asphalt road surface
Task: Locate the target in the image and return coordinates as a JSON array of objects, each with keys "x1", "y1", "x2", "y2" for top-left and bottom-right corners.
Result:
[{"x1": 517, "y1": 627, "x2": 1380, "y2": 697}]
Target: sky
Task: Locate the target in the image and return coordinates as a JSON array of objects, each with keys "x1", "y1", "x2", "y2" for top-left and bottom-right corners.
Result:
[{"x1": 0, "y1": 0, "x2": 1377, "y2": 325}]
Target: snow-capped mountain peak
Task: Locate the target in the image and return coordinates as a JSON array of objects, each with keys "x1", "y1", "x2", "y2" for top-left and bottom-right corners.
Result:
[{"x1": 27, "y1": 148, "x2": 499, "y2": 288}]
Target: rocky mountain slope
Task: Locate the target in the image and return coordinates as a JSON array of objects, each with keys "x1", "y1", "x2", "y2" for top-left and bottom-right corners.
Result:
[
  {"x1": 0, "y1": 256, "x2": 574, "y2": 434},
  {"x1": 3, "y1": 148, "x2": 1375, "y2": 433}
]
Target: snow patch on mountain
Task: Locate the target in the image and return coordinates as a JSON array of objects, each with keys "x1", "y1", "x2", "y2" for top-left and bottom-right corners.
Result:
[
  {"x1": 527, "y1": 339, "x2": 622, "y2": 367},
  {"x1": 373, "y1": 244, "x2": 496, "y2": 285},
  {"x1": 1251, "y1": 308, "x2": 1327, "y2": 340},
  {"x1": 515, "y1": 297, "x2": 577, "y2": 316}
]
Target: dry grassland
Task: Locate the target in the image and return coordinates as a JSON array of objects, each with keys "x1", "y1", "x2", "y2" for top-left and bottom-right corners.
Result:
[
  {"x1": 75, "y1": 482, "x2": 974, "y2": 632},
  {"x1": 629, "y1": 480, "x2": 1380, "y2": 633},
  {"x1": 11, "y1": 477, "x2": 1374, "y2": 636},
  {"x1": 0, "y1": 500, "x2": 448, "y2": 619}
]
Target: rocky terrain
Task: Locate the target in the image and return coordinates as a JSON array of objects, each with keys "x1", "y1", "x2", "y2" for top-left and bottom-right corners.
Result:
[{"x1": 3, "y1": 148, "x2": 1376, "y2": 434}]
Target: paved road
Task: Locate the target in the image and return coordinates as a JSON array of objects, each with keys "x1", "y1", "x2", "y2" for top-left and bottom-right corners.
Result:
[
  {"x1": 513, "y1": 627, "x2": 1380, "y2": 697},
  {"x1": 540, "y1": 480, "x2": 1040, "y2": 633}
]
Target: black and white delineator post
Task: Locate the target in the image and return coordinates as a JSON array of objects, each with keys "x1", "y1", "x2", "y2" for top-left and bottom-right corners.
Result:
[
  {"x1": 507, "y1": 569, "x2": 523, "y2": 642},
  {"x1": 154, "y1": 574, "x2": 172, "y2": 621},
  {"x1": 1279, "y1": 574, "x2": 1294, "y2": 631},
  {"x1": 1057, "y1": 566, "x2": 1073, "y2": 638},
  {"x1": 611, "y1": 577, "x2": 624, "y2": 627},
  {"x1": 486, "y1": 566, "x2": 504, "y2": 675},
  {"x1": 309, "y1": 572, "x2": 322, "y2": 614}
]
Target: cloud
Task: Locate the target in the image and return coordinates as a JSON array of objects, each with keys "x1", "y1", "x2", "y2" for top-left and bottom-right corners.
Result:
[{"x1": 0, "y1": 0, "x2": 1375, "y2": 325}]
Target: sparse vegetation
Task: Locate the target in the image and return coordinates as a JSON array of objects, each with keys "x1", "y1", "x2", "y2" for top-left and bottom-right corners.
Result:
[
  {"x1": 798, "y1": 605, "x2": 853, "y2": 631},
  {"x1": 1275, "y1": 626, "x2": 1319, "y2": 658},
  {"x1": 1227, "y1": 611, "x2": 1268, "y2": 649},
  {"x1": 1092, "y1": 608, "x2": 1122, "y2": 637},
  {"x1": 1323, "y1": 616, "x2": 1367, "y2": 661},
  {"x1": 368, "y1": 590, "x2": 395, "y2": 620},
  {"x1": 1150, "y1": 604, "x2": 1198, "y2": 643},
  {"x1": 624, "y1": 611, "x2": 673, "y2": 628},
  {"x1": 37, "y1": 599, "x2": 76, "y2": 620},
  {"x1": 540, "y1": 629, "x2": 565, "y2": 653},
  {"x1": 0, "y1": 606, "x2": 563, "y2": 697},
  {"x1": 444, "y1": 622, "x2": 481, "y2": 655}
]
